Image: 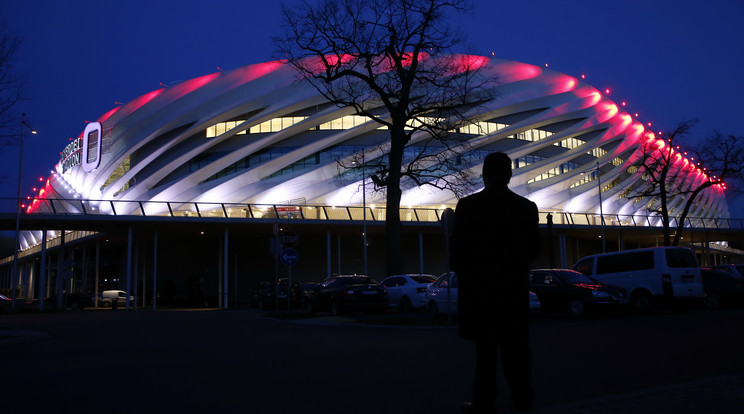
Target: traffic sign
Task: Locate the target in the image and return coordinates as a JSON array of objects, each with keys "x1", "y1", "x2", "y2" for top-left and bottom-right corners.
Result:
[
  {"x1": 280, "y1": 247, "x2": 299, "y2": 266},
  {"x1": 280, "y1": 230, "x2": 299, "y2": 248}
]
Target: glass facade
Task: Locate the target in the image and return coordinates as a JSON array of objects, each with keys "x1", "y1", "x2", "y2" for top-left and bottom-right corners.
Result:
[{"x1": 202, "y1": 115, "x2": 610, "y2": 187}]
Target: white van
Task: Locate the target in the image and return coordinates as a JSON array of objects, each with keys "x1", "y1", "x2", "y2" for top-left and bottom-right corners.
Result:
[{"x1": 572, "y1": 246, "x2": 703, "y2": 312}]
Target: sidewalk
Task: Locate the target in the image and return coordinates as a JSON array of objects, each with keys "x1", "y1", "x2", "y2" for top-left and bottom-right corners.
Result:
[{"x1": 538, "y1": 373, "x2": 744, "y2": 414}]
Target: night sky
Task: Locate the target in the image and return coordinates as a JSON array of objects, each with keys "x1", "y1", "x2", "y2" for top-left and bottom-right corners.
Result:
[{"x1": 2, "y1": 0, "x2": 743, "y2": 214}]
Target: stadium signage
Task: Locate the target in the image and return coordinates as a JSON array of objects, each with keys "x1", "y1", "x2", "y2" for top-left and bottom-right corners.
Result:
[
  {"x1": 60, "y1": 122, "x2": 102, "y2": 174},
  {"x1": 60, "y1": 137, "x2": 83, "y2": 173}
]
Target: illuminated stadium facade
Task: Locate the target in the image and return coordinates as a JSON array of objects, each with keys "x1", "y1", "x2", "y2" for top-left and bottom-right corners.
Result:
[
  {"x1": 19, "y1": 57, "x2": 728, "y2": 250},
  {"x1": 3, "y1": 55, "x2": 740, "y2": 309}
]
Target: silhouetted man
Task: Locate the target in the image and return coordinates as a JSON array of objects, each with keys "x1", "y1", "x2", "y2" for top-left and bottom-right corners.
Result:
[{"x1": 449, "y1": 152, "x2": 540, "y2": 413}]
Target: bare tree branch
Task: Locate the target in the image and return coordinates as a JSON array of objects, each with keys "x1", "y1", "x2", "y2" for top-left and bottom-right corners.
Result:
[
  {"x1": 629, "y1": 119, "x2": 743, "y2": 246},
  {"x1": 276, "y1": 0, "x2": 493, "y2": 274},
  {"x1": 0, "y1": 12, "x2": 25, "y2": 144}
]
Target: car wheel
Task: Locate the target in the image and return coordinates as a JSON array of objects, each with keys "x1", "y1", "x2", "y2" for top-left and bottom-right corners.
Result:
[
  {"x1": 399, "y1": 296, "x2": 412, "y2": 313},
  {"x1": 428, "y1": 301, "x2": 439, "y2": 319},
  {"x1": 630, "y1": 290, "x2": 653, "y2": 313},
  {"x1": 566, "y1": 298, "x2": 586, "y2": 318},
  {"x1": 330, "y1": 301, "x2": 341, "y2": 316},
  {"x1": 703, "y1": 290, "x2": 723, "y2": 310}
]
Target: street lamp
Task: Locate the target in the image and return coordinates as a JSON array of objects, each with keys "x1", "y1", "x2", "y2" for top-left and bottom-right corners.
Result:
[
  {"x1": 596, "y1": 162, "x2": 606, "y2": 253},
  {"x1": 581, "y1": 162, "x2": 606, "y2": 253},
  {"x1": 355, "y1": 153, "x2": 368, "y2": 275},
  {"x1": 11, "y1": 113, "x2": 37, "y2": 311}
]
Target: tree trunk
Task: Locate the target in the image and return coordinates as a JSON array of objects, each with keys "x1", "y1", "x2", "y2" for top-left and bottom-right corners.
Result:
[
  {"x1": 673, "y1": 182, "x2": 712, "y2": 246},
  {"x1": 385, "y1": 128, "x2": 406, "y2": 276}
]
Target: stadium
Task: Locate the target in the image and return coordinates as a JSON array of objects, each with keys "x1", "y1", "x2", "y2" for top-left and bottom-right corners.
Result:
[{"x1": 1, "y1": 56, "x2": 737, "y2": 308}]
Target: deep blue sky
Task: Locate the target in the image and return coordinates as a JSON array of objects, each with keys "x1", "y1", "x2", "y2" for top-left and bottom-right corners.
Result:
[{"x1": 2, "y1": 0, "x2": 743, "y2": 214}]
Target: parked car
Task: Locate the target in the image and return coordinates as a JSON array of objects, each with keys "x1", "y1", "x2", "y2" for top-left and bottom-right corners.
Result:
[
  {"x1": 529, "y1": 269, "x2": 628, "y2": 317},
  {"x1": 573, "y1": 246, "x2": 703, "y2": 312},
  {"x1": 426, "y1": 272, "x2": 541, "y2": 317},
  {"x1": 0, "y1": 294, "x2": 10, "y2": 312},
  {"x1": 707, "y1": 264, "x2": 744, "y2": 277},
  {"x1": 426, "y1": 272, "x2": 458, "y2": 317},
  {"x1": 251, "y1": 280, "x2": 290, "y2": 310},
  {"x1": 380, "y1": 274, "x2": 436, "y2": 312},
  {"x1": 294, "y1": 281, "x2": 319, "y2": 309},
  {"x1": 99, "y1": 290, "x2": 133, "y2": 308},
  {"x1": 529, "y1": 291, "x2": 541, "y2": 315},
  {"x1": 700, "y1": 267, "x2": 744, "y2": 309},
  {"x1": 307, "y1": 275, "x2": 387, "y2": 316}
]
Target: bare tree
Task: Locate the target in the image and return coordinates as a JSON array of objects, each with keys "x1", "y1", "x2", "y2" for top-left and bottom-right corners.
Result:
[
  {"x1": 681, "y1": 131, "x2": 744, "y2": 244},
  {"x1": 276, "y1": 0, "x2": 495, "y2": 274},
  {"x1": 0, "y1": 13, "x2": 24, "y2": 141},
  {"x1": 631, "y1": 119, "x2": 744, "y2": 246}
]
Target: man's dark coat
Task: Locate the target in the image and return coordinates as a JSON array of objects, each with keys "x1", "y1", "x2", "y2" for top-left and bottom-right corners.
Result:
[{"x1": 449, "y1": 184, "x2": 540, "y2": 342}]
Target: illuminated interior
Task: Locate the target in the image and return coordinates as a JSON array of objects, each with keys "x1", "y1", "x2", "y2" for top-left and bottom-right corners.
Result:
[{"x1": 21, "y1": 55, "x2": 727, "y2": 235}]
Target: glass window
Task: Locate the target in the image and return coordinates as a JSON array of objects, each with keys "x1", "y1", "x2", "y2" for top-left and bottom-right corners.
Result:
[
  {"x1": 665, "y1": 248, "x2": 698, "y2": 268},
  {"x1": 529, "y1": 272, "x2": 545, "y2": 285},
  {"x1": 597, "y1": 251, "x2": 654, "y2": 274},
  {"x1": 574, "y1": 258, "x2": 594, "y2": 275},
  {"x1": 411, "y1": 276, "x2": 435, "y2": 284},
  {"x1": 562, "y1": 272, "x2": 596, "y2": 285}
]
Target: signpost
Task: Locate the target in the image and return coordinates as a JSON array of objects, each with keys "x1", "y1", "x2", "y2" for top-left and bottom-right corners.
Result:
[
  {"x1": 279, "y1": 230, "x2": 299, "y2": 312},
  {"x1": 280, "y1": 230, "x2": 299, "y2": 249},
  {"x1": 280, "y1": 247, "x2": 299, "y2": 266}
]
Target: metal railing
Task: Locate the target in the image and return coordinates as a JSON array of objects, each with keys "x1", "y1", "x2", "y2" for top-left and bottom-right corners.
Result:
[{"x1": 2, "y1": 197, "x2": 743, "y2": 229}]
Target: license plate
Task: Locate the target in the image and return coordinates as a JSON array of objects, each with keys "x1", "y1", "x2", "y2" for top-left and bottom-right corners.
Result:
[
  {"x1": 681, "y1": 275, "x2": 695, "y2": 283},
  {"x1": 362, "y1": 290, "x2": 378, "y2": 295}
]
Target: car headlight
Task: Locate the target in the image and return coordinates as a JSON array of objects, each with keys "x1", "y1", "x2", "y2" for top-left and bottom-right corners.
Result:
[{"x1": 591, "y1": 290, "x2": 610, "y2": 298}]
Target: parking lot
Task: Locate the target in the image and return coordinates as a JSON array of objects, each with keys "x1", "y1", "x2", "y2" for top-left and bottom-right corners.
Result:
[{"x1": 2, "y1": 306, "x2": 744, "y2": 413}]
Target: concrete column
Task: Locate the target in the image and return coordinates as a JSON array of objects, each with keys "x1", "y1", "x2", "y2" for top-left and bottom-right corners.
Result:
[
  {"x1": 141, "y1": 247, "x2": 146, "y2": 309},
  {"x1": 152, "y1": 231, "x2": 158, "y2": 311},
  {"x1": 81, "y1": 247, "x2": 88, "y2": 296},
  {"x1": 39, "y1": 227, "x2": 47, "y2": 312},
  {"x1": 94, "y1": 242, "x2": 100, "y2": 308},
  {"x1": 56, "y1": 231, "x2": 65, "y2": 310},
  {"x1": 126, "y1": 226, "x2": 132, "y2": 310},
  {"x1": 326, "y1": 231, "x2": 331, "y2": 279},
  {"x1": 218, "y1": 239, "x2": 223, "y2": 309},
  {"x1": 133, "y1": 243, "x2": 139, "y2": 311},
  {"x1": 46, "y1": 254, "x2": 52, "y2": 299},
  {"x1": 223, "y1": 228, "x2": 229, "y2": 309},
  {"x1": 337, "y1": 233, "x2": 342, "y2": 275},
  {"x1": 559, "y1": 232, "x2": 568, "y2": 269},
  {"x1": 419, "y1": 232, "x2": 424, "y2": 275}
]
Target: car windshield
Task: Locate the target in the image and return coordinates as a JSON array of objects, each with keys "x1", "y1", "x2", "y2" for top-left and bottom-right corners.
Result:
[
  {"x1": 561, "y1": 272, "x2": 598, "y2": 285},
  {"x1": 411, "y1": 276, "x2": 435, "y2": 284},
  {"x1": 329, "y1": 276, "x2": 376, "y2": 287}
]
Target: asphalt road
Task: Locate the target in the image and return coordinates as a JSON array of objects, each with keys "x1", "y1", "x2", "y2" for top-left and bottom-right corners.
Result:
[{"x1": 2, "y1": 307, "x2": 744, "y2": 413}]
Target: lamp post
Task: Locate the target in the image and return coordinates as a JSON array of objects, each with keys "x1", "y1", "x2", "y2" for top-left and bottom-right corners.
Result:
[
  {"x1": 580, "y1": 161, "x2": 606, "y2": 253},
  {"x1": 595, "y1": 162, "x2": 606, "y2": 253},
  {"x1": 11, "y1": 114, "x2": 37, "y2": 311},
  {"x1": 361, "y1": 151, "x2": 368, "y2": 275}
]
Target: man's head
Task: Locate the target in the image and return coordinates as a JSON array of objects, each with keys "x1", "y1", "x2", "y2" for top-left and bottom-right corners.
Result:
[{"x1": 482, "y1": 152, "x2": 512, "y2": 187}]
